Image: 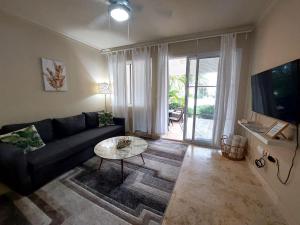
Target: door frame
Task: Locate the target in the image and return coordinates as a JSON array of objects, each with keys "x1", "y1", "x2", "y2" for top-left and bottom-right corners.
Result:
[{"x1": 183, "y1": 51, "x2": 220, "y2": 146}]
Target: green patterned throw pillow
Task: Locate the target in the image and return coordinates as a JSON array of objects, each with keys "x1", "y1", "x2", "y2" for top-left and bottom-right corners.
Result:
[
  {"x1": 98, "y1": 112, "x2": 115, "y2": 127},
  {"x1": 0, "y1": 125, "x2": 45, "y2": 154}
]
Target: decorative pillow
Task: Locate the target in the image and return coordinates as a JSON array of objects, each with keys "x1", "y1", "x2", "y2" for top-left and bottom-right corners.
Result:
[
  {"x1": 98, "y1": 112, "x2": 115, "y2": 127},
  {"x1": 83, "y1": 111, "x2": 104, "y2": 129},
  {"x1": 1, "y1": 119, "x2": 54, "y2": 143},
  {"x1": 0, "y1": 125, "x2": 45, "y2": 154}
]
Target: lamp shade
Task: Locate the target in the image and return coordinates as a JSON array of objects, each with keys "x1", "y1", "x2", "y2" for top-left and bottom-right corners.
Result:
[{"x1": 98, "y1": 82, "x2": 111, "y2": 94}]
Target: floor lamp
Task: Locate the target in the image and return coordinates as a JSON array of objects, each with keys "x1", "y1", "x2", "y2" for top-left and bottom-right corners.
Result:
[{"x1": 98, "y1": 82, "x2": 111, "y2": 112}]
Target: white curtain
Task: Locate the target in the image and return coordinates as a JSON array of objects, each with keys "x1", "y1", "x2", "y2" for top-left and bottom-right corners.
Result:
[
  {"x1": 212, "y1": 33, "x2": 242, "y2": 146},
  {"x1": 131, "y1": 47, "x2": 152, "y2": 134},
  {"x1": 108, "y1": 51, "x2": 129, "y2": 131},
  {"x1": 155, "y1": 44, "x2": 169, "y2": 135}
]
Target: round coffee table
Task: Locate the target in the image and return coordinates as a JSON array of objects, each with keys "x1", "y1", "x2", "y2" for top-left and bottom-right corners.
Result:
[{"x1": 94, "y1": 136, "x2": 148, "y2": 182}]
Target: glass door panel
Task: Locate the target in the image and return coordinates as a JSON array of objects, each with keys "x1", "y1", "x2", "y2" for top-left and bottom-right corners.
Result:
[
  {"x1": 194, "y1": 87, "x2": 216, "y2": 141},
  {"x1": 184, "y1": 58, "x2": 197, "y2": 140},
  {"x1": 188, "y1": 59, "x2": 197, "y2": 86},
  {"x1": 184, "y1": 56, "x2": 219, "y2": 144},
  {"x1": 197, "y1": 58, "x2": 219, "y2": 86},
  {"x1": 186, "y1": 87, "x2": 195, "y2": 140}
]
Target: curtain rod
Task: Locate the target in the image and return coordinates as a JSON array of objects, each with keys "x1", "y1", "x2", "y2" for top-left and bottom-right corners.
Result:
[{"x1": 101, "y1": 29, "x2": 252, "y2": 54}]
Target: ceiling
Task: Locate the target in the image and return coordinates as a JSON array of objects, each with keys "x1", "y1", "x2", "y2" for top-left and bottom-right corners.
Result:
[{"x1": 0, "y1": 0, "x2": 274, "y2": 50}]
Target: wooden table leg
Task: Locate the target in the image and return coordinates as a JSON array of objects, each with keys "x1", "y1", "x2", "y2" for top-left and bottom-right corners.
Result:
[
  {"x1": 97, "y1": 158, "x2": 103, "y2": 171},
  {"x1": 121, "y1": 159, "x2": 124, "y2": 182},
  {"x1": 140, "y1": 153, "x2": 145, "y2": 164}
]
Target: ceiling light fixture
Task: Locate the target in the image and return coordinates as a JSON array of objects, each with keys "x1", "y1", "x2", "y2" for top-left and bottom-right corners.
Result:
[{"x1": 109, "y1": 0, "x2": 131, "y2": 22}]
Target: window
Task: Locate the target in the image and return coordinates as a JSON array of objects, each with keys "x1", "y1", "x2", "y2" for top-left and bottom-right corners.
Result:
[{"x1": 126, "y1": 62, "x2": 133, "y2": 105}]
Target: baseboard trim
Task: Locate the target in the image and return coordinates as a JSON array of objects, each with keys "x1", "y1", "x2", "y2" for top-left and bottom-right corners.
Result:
[{"x1": 246, "y1": 157, "x2": 298, "y2": 225}]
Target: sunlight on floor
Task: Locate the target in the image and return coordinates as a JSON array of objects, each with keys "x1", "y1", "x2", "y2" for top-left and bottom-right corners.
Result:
[{"x1": 162, "y1": 122, "x2": 183, "y2": 141}]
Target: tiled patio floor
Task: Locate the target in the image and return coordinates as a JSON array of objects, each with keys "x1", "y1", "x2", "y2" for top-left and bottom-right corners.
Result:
[
  {"x1": 162, "y1": 122, "x2": 183, "y2": 141},
  {"x1": 162, "y1": 118, "x2": 214, "y2": 141}
]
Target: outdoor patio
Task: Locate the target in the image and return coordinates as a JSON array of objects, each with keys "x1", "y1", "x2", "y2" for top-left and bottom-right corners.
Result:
[
  {"x1": 162, "y1": 117, "x2": 214, "y2": 141},
  {"x1": 162, "y1": 121, "x2": 183, "y2": 140},
  {"x1": 186, "y1": 117, "x2": 214, "y2": 141}
]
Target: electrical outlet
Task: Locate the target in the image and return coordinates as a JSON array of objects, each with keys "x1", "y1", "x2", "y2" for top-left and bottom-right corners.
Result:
[
  {"x1": 257, "y1": 145, "x2": 264, "y2": 156},
  {"x1": 263, "y1": 148, "x2": 270, "y2": 156},
  {"x1": 257, "y1": 145, "x2": 270, "y2": 157}
]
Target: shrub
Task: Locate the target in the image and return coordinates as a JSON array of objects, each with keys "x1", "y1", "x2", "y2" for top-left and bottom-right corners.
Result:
[
  {"x1": 187, "y1": 105, "x2": 215, "y2": 119},
  {"x1": 169, "y1": 75, "x2": 186, "y2": 109},
  {"x1": 198, "y1": 105, "x2": 215, "y2": 119},
  {"x1": 169, "y1": 102, "x2": 180, "y2": 110}
]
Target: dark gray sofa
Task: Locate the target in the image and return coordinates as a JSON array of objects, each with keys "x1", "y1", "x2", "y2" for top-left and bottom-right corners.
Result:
[{"x1": 0, "y1": 112, "x2": 125, "y2": 195}]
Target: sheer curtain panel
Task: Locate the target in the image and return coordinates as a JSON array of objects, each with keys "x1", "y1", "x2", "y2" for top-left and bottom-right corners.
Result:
[
  {"x1": 212, "y1": 33, "x2": 242, "y2": 146},
  {"x1": 155, "y1": 44, "x2": 169, "y2": 135},
  {"x1": 131, "y1": 47, "x2": 152, "y2": 134},
  {"x1": 108, "y1": 51, "x2": 129, "y2": 131}
]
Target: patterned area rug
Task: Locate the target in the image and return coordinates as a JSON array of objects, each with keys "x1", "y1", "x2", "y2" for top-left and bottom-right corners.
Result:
[{"x1": 0, "y1": 139, "x2": 187, "y2": 225}]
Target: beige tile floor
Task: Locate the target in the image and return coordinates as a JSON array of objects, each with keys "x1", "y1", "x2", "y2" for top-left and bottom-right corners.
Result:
[{"x1": 162, "y1": 145, "x2": 287, "y2": 225}]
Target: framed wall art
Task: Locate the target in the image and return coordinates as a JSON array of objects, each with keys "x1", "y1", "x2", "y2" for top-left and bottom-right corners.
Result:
[{"x1": 41, "y1": 58, "x2": 67, "y2": 91}]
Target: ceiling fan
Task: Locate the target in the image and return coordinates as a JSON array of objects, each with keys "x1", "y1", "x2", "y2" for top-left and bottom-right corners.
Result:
[
  {"x1": 96, "y1": 0, "x2": 135, "y2": 22},
  {"x1": 107, "y1": 0, "x2": 132, "y2": 22},
  {"x1": 98, "y1": 0, "x2": 173, "y2": 22}
]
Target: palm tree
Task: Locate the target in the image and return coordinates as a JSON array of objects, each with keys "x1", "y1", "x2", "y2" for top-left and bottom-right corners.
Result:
[{"x1": 169, "y1": 75, "x2": 186, "y2": 109}]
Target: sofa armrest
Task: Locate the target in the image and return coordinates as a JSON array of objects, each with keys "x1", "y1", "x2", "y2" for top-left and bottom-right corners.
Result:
[
  {"x1": 0, "y1": 143, "x2": 32, "y2": 194},
  {"x1": 113, "y1": 117, "x2": 125, "y2": 127}
]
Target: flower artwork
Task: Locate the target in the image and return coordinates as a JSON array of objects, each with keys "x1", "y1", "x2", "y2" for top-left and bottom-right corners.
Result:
[{"x1": 42, "y1": 58, "x2": 67, "y2": 91}]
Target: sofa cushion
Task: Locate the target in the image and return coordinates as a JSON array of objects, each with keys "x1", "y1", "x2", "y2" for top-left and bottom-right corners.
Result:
[
  {"x1": 0, "y1": 119, "x2": 54, "y2": 143},
  {"x1": 27, "y1": 125, "x2": 123, "y2": 171},
  {"x1": 53, "y1": 114, "x2": 86, "y2": 138},
  {"x1": 83, "y1": 112, "x2": 99, "y2": 129}
]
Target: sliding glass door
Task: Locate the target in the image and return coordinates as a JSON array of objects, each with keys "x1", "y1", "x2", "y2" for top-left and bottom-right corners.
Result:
[{"x1": 184, "y1": 56, "x2": 220, "y2": 145}]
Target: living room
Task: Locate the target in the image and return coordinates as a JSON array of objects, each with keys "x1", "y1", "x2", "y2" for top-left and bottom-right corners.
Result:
[{"x1": 0, "y1": 0, "x2": 300, "y2": 225}]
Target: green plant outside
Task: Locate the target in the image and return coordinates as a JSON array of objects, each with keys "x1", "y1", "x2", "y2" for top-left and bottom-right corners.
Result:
[
  {"x1": 169, "y1": 75, "x2": 186, "y2": 109},
  {"x1": 187, "y1": 105, "x2": 215, "y2": 119},
  {"x1": 169, "y1": 75, "x2": 215, "y2": 119}
]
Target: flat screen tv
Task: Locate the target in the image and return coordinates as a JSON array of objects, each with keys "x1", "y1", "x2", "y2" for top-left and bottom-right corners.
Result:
[{"x1": 251, "y1": 59, "x2": 300, "y2": 124}]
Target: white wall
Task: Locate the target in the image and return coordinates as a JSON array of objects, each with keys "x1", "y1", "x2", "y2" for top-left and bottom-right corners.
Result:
[
  {"x1": 243, "y1": 1, "x2": 300, "y2": 224},
  {"x1": 0, "y1": 11, "x2": 109, "y2": 127}
]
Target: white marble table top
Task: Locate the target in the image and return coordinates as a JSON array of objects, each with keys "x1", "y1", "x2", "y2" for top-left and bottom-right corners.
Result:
[{"x1": 94, "y1": 136, "x2": 148, "y2": 160}]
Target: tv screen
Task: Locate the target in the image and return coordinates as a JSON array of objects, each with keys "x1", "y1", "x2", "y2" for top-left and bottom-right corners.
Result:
[{"x1": 251, "y1": 59, "x2": 300, "y2": 124}]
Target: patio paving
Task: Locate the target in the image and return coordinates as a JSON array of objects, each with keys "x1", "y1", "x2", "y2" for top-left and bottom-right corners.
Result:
[{"x1": 162, "y1": 118, "x2": 214, "y2": 142}]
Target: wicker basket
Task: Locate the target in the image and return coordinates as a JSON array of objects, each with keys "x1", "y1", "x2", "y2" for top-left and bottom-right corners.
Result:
[{"x1": 220, "y1": 135, "x2": 246, "y2": 161}]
